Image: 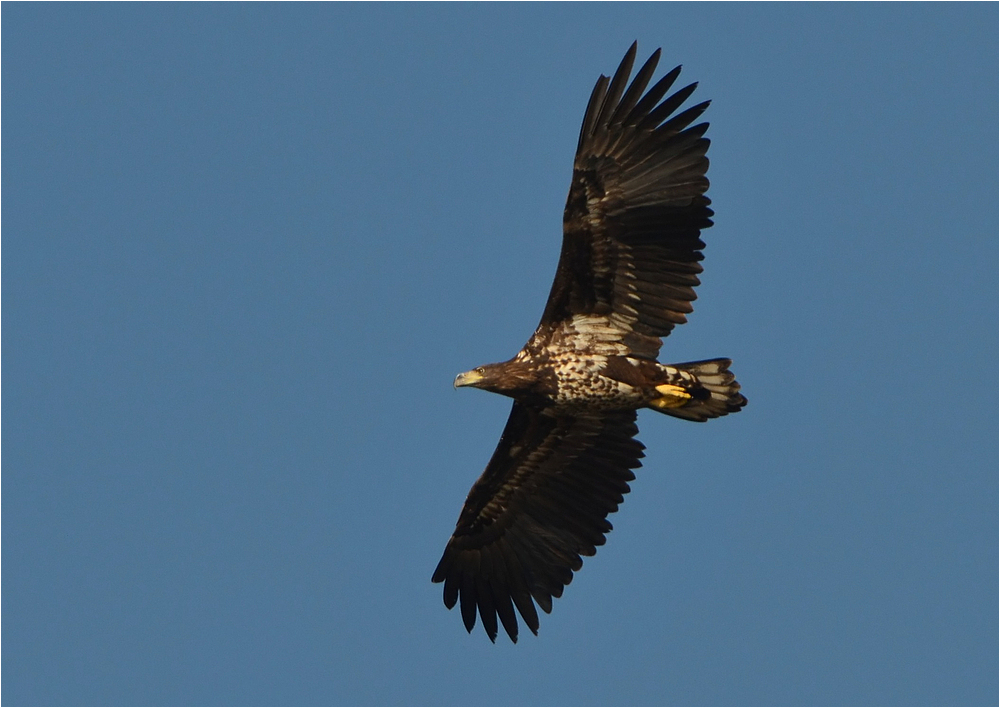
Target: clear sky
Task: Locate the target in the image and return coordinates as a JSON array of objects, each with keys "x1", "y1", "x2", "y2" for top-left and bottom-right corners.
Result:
[{"x1": 4, "y1": 3, "x2": 996, "y2": 705}]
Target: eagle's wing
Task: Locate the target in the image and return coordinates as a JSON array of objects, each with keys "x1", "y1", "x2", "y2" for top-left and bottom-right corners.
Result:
[
  {"x1": 432, "y1": 402, "x2": 644, "y2": 642},
  {"x1": 533, "y1": 43, "x2": 713, "y2": 360}
]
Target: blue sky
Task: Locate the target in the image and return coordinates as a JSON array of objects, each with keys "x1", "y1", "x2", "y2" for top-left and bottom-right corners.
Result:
[{"x1": 4, "y1": 3, "x2": 996, "y2": 705}]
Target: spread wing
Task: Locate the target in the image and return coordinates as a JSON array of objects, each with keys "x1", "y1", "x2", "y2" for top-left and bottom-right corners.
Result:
[
  {"x1": 432, "y1": 402, "x2": 644, "y2": 642},
  {"x1": 534, "y1": 42, "x2": 713, "y2": 360}
]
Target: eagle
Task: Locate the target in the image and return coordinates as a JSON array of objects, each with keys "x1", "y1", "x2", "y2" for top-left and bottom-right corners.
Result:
[{"x1": 432, "y1": 43, "x2": 747, "y2": 643}]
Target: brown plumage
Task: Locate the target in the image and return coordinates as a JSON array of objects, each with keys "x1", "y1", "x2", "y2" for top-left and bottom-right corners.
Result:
[{"x1": 433, "y1": 43, "x2": 747, "y2": 642}]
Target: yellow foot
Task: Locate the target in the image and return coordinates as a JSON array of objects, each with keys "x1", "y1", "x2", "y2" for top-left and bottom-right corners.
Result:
[{"x1": 650, "y1": 384, "x2": 692, "y2": 409}]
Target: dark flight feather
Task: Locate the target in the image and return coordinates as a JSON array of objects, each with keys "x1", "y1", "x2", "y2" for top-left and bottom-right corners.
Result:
[
  {"x1": 432, "y1": 404, "x2": 643, "y2": 641},
  {"x1": 536, "y1": 55, "x2": 713, "y2": 347}
]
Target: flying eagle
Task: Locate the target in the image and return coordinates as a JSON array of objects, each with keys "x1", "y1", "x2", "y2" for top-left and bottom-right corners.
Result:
[{"x1": 432, "y1": 43, "x2": 747, "y2": 643}]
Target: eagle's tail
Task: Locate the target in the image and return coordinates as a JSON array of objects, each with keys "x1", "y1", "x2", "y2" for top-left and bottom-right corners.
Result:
[{"x1": 648, "y1": 358, "x2": 747, "y2": 422}]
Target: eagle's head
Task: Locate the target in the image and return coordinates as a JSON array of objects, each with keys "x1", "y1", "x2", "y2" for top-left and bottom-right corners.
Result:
[{"x1": 454, "y1": 359, "x2": 537, "y2": 397}]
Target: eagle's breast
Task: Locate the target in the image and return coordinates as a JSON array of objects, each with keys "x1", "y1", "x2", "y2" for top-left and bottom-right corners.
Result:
[
  {"x1": 547, "y1": 350, "x2": 645, "y2": 410},
  {"x1": 520, "y1": 314, "x2": 650, "y2": 410}
]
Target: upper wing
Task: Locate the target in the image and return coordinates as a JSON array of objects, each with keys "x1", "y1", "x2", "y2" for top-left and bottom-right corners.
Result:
[
  {"x1": 432, "y1": 402, "x2": 644, "y2": 642},
  {"x1": 534, "y1": 42, "x2": 713, "y2": 360}
]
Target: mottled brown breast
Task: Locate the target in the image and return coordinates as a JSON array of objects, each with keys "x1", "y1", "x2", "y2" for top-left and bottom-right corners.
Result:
[{"x1": 547, "y1": 351, "x2": 646, "y2": 410}]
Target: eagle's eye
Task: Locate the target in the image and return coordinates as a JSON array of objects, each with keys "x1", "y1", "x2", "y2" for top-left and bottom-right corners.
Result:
[{"x1": 476, "y1": 367, "x2": 486, "y2": 375}]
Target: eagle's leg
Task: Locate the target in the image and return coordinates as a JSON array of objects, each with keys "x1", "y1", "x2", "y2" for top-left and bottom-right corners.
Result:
[{"x1": 649, "y1": 384, "x2": 693, "y2": 409}]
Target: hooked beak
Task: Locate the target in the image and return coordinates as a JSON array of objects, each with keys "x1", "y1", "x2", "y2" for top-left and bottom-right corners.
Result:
[{"x1": 454, "y1": 369, "x2": 484, "y2": 389}]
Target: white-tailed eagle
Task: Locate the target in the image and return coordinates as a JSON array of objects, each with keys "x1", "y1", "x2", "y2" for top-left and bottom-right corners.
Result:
[{"x1": 433, "y1": 43, "x2": 747, "y2": 642}]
